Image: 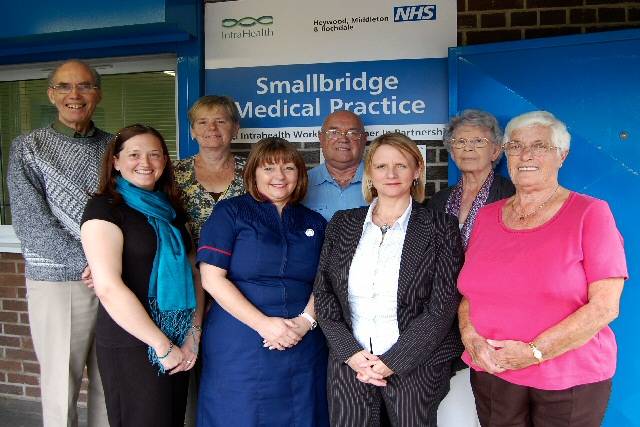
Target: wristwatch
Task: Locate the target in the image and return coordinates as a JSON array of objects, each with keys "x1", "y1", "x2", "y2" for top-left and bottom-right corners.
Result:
[
  {"x1": 528, "y1": 342, "x2": 543, "y2": 363},
  {"x1": 299, "y1": 312, "x2": 317, "y2": 330}
]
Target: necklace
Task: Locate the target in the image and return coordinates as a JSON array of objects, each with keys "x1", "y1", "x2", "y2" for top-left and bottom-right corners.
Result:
[
  {"x1": 333, "y1": 171, "x2": 357, "y2": 187},
  {"x1": 513, "y1": 185, "x2": 560, "y2": 221},
  {"x1": 373, "y1": 208, "x2": 402, "y2": 234},
  {"x1": 196, "y1": 153, "x2": 234, "y2": 172}
]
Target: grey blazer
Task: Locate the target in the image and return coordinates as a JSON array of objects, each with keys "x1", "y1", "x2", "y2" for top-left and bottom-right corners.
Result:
[{"x1": 314, "y1": 201, "x2": 464, "y2": 376}]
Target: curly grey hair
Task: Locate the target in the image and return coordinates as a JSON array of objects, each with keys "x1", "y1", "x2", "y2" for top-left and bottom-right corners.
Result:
[{"x1": 443, "y1": 109, "x2": 503, "y2": 168}]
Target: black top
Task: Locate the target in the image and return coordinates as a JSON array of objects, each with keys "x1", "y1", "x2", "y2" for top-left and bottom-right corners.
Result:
[
  {"x1": 426, "y1": 174, "x2": 516, "y2": 214},
  {"x1": 314, "y1": 202, "x2": 464, "y2": 376},
  {"x1": 81, "y1": 194, "x2": 191, "y2": 348}
]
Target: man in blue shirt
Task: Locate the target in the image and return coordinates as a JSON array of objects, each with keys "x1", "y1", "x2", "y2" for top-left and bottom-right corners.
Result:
[{"x1": 304, "y1": 110, "x2": 368, "y2": 220}]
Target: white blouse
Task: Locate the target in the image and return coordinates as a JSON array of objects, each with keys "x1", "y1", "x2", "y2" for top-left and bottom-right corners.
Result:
[{"x1": 348, "y1": 198, "x2": 412, "y2": 355}]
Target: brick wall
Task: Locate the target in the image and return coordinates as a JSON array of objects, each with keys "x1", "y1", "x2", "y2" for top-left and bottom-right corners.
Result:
[
  {"x1": 2, "y1": 1, "x2": 640, "y2": 403},
  {"x1": 0, "y1": 253, "x2": 40, "y2": 400},
  {"x1": 0, "y1": 254, "x2": 90, "y2": 403},
  {"x1": 458, "y1": 0, "x2": 640, "y2": 46}
]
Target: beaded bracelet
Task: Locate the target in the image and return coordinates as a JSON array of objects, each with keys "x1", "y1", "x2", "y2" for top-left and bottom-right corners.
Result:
[{"x1": 157, "y1": 342, "x2": 174, "y2": 360}]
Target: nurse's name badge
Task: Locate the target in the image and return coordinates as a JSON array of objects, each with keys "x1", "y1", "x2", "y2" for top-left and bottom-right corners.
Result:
[{"x1": 305, "y1": 228, "x2": 315, "y2": 237}]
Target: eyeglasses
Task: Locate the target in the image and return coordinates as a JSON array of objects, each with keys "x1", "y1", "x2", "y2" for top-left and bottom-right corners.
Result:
[
  {"x1": 448, "y1": 137, "x2": 490, "y2": 150},
  {"x1": 503, "y1": 141, "x2": 559, "y2": 156},
  {"x1": 322, "y1": 129, "x2": 364, "y2": 141},
  {"x1": 49, "y1": 83, "x2": 99, "y2": 94}
]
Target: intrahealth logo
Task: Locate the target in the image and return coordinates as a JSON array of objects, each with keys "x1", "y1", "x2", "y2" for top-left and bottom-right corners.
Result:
[
  {"x1": 393, "y1": 5, "x2": 436, "y2": 22},
  {"x1": 220, "y1": 15, "x2": 275, "y2": 40},
  {"x1": 222, "y1": 16, "x2": 274, "y2": 28}
]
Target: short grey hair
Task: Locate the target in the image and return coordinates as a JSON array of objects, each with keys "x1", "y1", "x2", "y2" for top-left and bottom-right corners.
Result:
[
  {"x1": 47, "y1": 59, "x2": 102, "y2": 88},
  {"x1": 443, "y1": 109, "x2": 504, "y2": 168},
  {"x1": 504, "y1": 111, "x2": 571, "y2": 152},
  {"x1": 321, "y1": 109, "x2": 365, "y2": 131}
]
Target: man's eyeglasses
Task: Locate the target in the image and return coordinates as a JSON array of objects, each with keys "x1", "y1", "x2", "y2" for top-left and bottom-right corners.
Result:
[
  {"x1": 503, "y1": 141, "x2": 559, "y2": 156},
  {"x1": 50, "y1": 83, "x2": 99, "y2": 94},
  {"x1": 322, "y1": 129, "x2": 364, "y2": 141},
  {"x1": 448, "y1": 137, "x2": 491, "y2": 150}
]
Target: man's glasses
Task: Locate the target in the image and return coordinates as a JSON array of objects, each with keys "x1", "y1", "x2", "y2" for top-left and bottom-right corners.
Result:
[
  {"x1": 448, "y1": 137, "x2": 491, "y2": 150},
  {"x1": 50, "y1": 83, "x2": 99, "y2": 94},
  {"x1": 322, "y1": 129, "x2": 364, "y2": 141},
  {"x1": 503, "y1": 141, "x2": 559, "y2": 156}
]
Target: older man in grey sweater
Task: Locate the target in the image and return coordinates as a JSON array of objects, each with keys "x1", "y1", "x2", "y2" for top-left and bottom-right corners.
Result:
[{"x1": 8, "y1": 60, "x2": 110, "y2": 427}]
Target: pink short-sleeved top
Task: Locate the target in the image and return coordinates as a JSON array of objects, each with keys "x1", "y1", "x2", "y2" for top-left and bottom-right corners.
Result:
[{"x1": 458, "y1": 192, "x2": 628, "y2": 390}]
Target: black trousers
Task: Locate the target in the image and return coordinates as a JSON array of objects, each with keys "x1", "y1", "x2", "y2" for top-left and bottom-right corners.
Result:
[
  {"x1": 471, "y1": 370, "x2": 612, "y2": 427},
  {"x1": 327, "y1": 356, "x2": 451, "y2": 427},
  {"x1": 97, "y1": 344, "x2": 189, "y2": 427}
]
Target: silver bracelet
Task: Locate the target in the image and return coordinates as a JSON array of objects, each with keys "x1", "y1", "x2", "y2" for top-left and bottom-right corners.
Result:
[{"x1": 157, "y1": 342, "x2": 174, "y2": 360}]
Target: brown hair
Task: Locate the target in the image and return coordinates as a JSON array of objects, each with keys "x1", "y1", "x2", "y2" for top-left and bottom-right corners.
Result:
[
  {"x1": 362, "y1": 132, "x2": 426, "y2": 203},
  {"x1": 243, "y1": 137, "x2": 308, "y2": 205},
  {"x1": 187, "y1": 95, "x2": 241, "y2": 126},
  {"x1": 96, "y1": 124, "x2": 185, "y2": 215}
]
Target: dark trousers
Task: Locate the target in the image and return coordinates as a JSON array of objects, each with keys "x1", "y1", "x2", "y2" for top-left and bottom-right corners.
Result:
[
  {"x1": 471, "y1": 370, "x2": 611, "y2": 427},
  {"x1": 97, "y1": 344, "x2": 189, "y2": 427},
  {"x1": 327, "y1": 356, "x2": 451, "y2": 427}
]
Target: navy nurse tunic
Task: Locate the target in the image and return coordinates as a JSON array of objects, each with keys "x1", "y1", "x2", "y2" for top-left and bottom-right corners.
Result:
[{"x1": 196, "y1": 194, "x2": 329, "y2": 427}]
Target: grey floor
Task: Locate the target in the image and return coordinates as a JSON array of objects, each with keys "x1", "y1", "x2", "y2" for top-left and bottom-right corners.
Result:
[{"x1": 0, "y1": 397, "x2": 87, "y2": 427}]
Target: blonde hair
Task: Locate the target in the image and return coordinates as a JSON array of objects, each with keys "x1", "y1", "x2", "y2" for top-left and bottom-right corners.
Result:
[
  {"x1": 362, "y1": 132, "x2": 425, "y2": 203},
  {"x1": 188, "y1": 95, "x2": 240, "y2": 126}
]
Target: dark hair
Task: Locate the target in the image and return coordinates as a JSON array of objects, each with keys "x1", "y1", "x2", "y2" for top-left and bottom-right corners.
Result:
[
  {"x1": 96, "y1": 124, "x2": 184, "y2": 215},
  {"x1": 243, "y1": 137, "x2": 308, "y2": 205},
  {"x1": 187, "y1": 95, "x2": 241, "y2": 126}
]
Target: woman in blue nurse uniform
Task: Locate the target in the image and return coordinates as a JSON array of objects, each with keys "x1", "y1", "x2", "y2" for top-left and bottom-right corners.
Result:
[{"x1": 196, "y1": 137, "x2": 329, "y2": 426}]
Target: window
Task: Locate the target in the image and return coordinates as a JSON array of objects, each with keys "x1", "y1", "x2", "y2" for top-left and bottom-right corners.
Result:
[{"x1": 0, "y1": 55, "x2": 177, "y2": 250}]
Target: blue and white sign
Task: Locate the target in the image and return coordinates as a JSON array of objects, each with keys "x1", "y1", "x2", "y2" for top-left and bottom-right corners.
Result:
[
  {"x1": 205, "y1": 0, "x2": 456, "y2": 142},
  {"x1": 393, "y1": 5, "x2": 437, "y2": 22}
]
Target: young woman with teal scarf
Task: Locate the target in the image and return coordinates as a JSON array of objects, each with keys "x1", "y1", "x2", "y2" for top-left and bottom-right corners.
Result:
[{"x1": 81, "y1": 124, "x2": 204, "y2": 427}]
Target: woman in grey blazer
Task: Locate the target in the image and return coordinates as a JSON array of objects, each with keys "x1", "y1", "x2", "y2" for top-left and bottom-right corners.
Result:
[{"x1": 314, "y1": 133, "x2": 464, "y2": 427}]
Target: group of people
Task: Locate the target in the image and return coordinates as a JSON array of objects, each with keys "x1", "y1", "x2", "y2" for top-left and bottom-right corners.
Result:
[{"x1": 8, "y1": 59, "x2": 627, "y2": 427}]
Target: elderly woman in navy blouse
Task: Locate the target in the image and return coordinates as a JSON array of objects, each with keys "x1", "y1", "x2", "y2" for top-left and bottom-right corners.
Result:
[{"x1": 195, "y1": 137, "x2": 329, "y2": 426}]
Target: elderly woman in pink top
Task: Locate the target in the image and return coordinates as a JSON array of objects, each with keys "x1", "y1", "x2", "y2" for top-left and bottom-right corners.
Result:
[{"x1": 457, "y1": 111, "x2": 628, "y2": 427}]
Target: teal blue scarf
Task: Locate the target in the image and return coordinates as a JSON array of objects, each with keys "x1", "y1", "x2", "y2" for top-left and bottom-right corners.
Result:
[{"x1": 116, "y1": 176, "x2": 196, "y2": 372}]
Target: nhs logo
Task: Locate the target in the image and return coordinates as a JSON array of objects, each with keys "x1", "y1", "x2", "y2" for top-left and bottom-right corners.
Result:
[{"x1": 393, "y1": 5, "x2": 436, "y2": 22}]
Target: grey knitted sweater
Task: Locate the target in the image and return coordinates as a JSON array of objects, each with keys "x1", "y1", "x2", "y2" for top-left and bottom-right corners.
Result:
[{"x1": 8, "y1": 125, "x2": 112, "y2": 281}]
